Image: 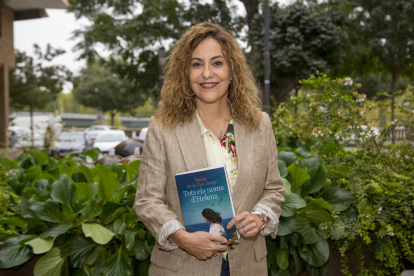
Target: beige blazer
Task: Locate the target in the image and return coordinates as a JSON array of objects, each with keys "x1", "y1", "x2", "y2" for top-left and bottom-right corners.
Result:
[{"x1": 134, "y1": 112, "x2": 285, "y2": 276}]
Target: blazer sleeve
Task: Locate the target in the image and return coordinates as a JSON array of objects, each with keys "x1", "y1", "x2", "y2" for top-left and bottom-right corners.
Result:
[
  {"x1": 251, "y1": 112, "x2": 285, "y2": 238},
  {"x1": 134, "y1": 117, "x2": 184, "y2": 250}
]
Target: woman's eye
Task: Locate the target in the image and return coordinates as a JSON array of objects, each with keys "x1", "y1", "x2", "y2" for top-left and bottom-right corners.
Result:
[
  {"x1": 213, "y1": 61, "x2": 223, "y2": 66},
  {"x1": 191, "y1": 62, "x2": 202, "y2": 67}
]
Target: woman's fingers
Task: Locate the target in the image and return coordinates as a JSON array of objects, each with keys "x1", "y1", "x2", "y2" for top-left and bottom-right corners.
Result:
[
  {"x1": 227, "y1": 211, "x2": 250, "y2": 229},
  {"x1": 207, "y1": 233, "x2": 228, "y2": 245}
]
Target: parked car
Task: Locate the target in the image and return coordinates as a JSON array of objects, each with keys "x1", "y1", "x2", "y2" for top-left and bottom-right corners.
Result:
[
  {"x1": 8, "y1": 126, "x2": 44, "y2": 148},
  {"x1": 137, "y1": 127, "x2": 148, "y2": 141},
  {"x1": 93, "y1": 130, "x2": 128, "y2": 153},
  {"x1": 84, "y1": 125, "x2": 117, "y2": 142},
  {"x1": 54, "y1": 132, "x2": 87, "y2": 157}
]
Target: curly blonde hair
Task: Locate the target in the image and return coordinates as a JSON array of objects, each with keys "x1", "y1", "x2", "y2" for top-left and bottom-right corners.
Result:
[{"x1": 154, "y1": 22, "x2": 262, "y2": 131}]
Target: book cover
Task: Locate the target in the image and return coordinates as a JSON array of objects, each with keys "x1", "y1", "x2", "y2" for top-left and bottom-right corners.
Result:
[{"x1": 175, "y1": 165, "x2": 239, "y2": 243}]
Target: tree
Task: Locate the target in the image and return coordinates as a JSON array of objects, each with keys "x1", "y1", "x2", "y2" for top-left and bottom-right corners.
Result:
[
  {"x1": 68, "y1": 0, "x2": 245, "y2": 101},
  {"x1": 349, "y1": 0, "x2": 414, "y2": 142},
  {"x1": 72, "y1": 62, "x2": 144, "y2": 126},
  {"x1": 9, "y1": 45, "x2": 72, "y2": 144},
  {"x1": 9, "y1": 44, "x2": 72, "y2": 110},
  {"x1": 253, "y1": 1, "x2": 347, "y2": 102}
]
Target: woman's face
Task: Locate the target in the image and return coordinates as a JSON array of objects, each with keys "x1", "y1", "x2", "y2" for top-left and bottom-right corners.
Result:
[
  {"x1": 189, "y1": 37, "x2": 231, "y2": 106},
  {"x1": 202, "y1": 216, "x2": 210, "y2": 223}
]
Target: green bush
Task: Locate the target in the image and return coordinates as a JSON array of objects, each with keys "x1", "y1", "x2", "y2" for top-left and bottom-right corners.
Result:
[
  {"x1": 273, "y1": 73, "x2": 414, "y2": 275},
  {"x1": 0, "y1": 150, "x2": 153, "y2": 276},
  {"x1": 267, "y1": 146, "x2": 353, "y2": 275}
]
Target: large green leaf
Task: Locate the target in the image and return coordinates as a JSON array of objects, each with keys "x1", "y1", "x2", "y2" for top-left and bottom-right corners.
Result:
[
  {"x1": 291, "y1": 214, "x2": 318, "y2": 244},
  {"x1": 282, "y1": 178, "x2": 291, "y2": 194},
  {"x1": 59, "y1": 160, "x2": 77, "y2": 177},
  {"x1": 82, "y1": 223, "x2": 115, "y2": 245},
  {"x1": 51, "y1": 175, "x2": 76, "y2": 209},
  {"x1": 296, "y1": 147, "x2": 312, "y2": 158},
  {"x1": 100, "y1": 202, "x2": 125, "y2": 225},
  {"x1": 78, "y1": 165, "x2": 96, "y2": 184},
  {"x1": 72, "y1": 172, "x2": 88, "y2": 183},
  {"x1": 278, "y1": 216, "x2": 295, "y2": 236},
  {"x1": 33, "y1": 247, "x2": 66, "y2": 276},
  {"x1": 126, "y1": 160, "x2": 140, "y2": 182},
  {"x1": 0, "y1": 217, "x2": 26, "y2": 229},
  {"x1": 61, "y1": 235, "x2": 98, "y2": 268},
  {"x1": 95, "y1": 164, "x2": 121, "y2": 202},
  {"x1": 278, "y1": 151, "x2": 297, "y2": 166},
  {"x1": 134, "y1": 240, "x2": 152, "y2": 261},
  {"x1": 40, "y1": 222, "x2": 74, "y2": 239},
  {"x1": 298, "y1": 236, "x2": 329, "y2": 267},
  {"x1": 0, "y1": 235, "x2": 36, "y2": 269},
  {"x1": 85, "y1": 246, "x2": 106, "y2": 266},
  {"x1": 30, "y1": 199, "x2": 63, "y2": 223},
  {"x1": 322, "y1": 187, "x2": 354, "y2": 212},
  {"x1": 303, "y1": 205, "x2": 335, "y2": 225},
  {"x1": 281, "y1": 193, "x2": 306, "y2": 217},
  {"x1": 308, "y1": 197, "x2": 333, "y2": 211},
  {"x1": 288, "y1": 163, "x2": 310, "y2": 192},
  {"x1": 278, "y1": 160, "x2": 288, "y2": 178},
  {"x1": 307, "y1": 166, "x2": 327, "y2": 194},
  {"x1": 25, "y1": 237, "x2": 55, "y2": 254},
  {"x1": 124, "y1": 230, "x2": 135, "y2": 252},
  {"x1": 100, "y1": 247, "x2": 132, "y2": 276},
  {"x1": 276, "y1": 249, "x2": 289, "y2": 270},
  {"x1": 73, "y1": 182, "x2": 94, "y2": 213}
]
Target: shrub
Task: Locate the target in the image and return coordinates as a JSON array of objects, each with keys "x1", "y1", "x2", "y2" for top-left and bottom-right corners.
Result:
[{"x1": 0, "y1": 150, "x2": 153, "y2": 276}]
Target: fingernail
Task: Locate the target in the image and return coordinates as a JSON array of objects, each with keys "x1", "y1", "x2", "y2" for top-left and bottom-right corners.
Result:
[{"x1": 222, "y1": 238, "x2": 227, "y2": 243}]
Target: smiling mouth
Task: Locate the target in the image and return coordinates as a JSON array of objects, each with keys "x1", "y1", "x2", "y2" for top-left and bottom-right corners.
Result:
[{"x1": 199, "y1": 82, "x2": 219, "y2": 89}]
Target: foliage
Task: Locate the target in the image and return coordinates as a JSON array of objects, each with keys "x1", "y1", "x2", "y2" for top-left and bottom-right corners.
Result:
[
  {"x1": 252, "y1": 1, "x2": 347, "y2": 102},
  {"x1": 274, "y1": 73, "x2": 414, "y2": 275},
  {"x1": 68, "y1": 0, "x2": 245, "y2": 101},
  {"x1": 9, "y1": 45, "x2": 72, "y2": 110},
  {"x1": 0, "y1": 150, "x2": 153, "y2": 275},
  {"x1": 267, "y1": 147, "x2": 353, "y2": 275},
  {"x1": 72, "y1": 61, "x2": 145, "y2": 126},
  {"x1": 347, "y1": 0, "x2": 414, "y2": 123}
]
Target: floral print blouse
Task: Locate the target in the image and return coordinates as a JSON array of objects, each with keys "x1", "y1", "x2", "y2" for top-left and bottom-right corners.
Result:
[{"x1": 196, "y1": 111, "x2": 238, "y2": 193}]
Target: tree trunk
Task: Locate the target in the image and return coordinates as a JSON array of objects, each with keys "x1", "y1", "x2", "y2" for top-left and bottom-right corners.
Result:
[
  {"x1": 391, "y1": 71, "x2": 397, "y2": 144},
  {"x1": 239, "y1": 0, "x2": 259, "y2": 67},
  {"x1": 110, "y1": 110, "x2": 116, "y2": 127},
  {"x1": 294, "y1": 86, "x2": 299, "y2": 117},
  {"x1": 30, "y1": 102, "x2": 34, "y2": 148}
]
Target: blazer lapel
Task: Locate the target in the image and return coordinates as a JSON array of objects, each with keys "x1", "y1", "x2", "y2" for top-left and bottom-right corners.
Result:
[
  {"x1": 175, "y1": 115, "x2": 209, "y2": 172},
  {"x1": 232, "y1": 119, "x2": 255, "y2": 213}
]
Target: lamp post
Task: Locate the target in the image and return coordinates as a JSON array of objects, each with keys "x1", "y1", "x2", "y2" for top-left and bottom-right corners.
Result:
[{"x1": 264, "y1": 0, "x2": 271, "y2": 115}]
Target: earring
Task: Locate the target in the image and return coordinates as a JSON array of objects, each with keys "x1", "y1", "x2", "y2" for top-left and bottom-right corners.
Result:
[{"x1": 230, "y1": 79, "x2": 232, "y2": 84}]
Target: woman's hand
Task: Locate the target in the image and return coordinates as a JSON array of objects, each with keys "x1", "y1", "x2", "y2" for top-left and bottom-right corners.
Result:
[
  {"x1": 227, "y1": 211, "x2": 264, "y2": 238},
  {"x1": 168, "y1": 230, "x2": 228, "y2": 260}
]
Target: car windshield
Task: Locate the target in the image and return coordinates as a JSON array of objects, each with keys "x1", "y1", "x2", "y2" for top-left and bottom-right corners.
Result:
[
  {"x1": 58, "y1": 133, "x2": 84, "y2": 142},
  {"x1": 96, "y1": 134, "x2": 123, "y2": 142}
]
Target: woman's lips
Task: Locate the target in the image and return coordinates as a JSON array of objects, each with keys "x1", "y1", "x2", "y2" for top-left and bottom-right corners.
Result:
[{"x1": 199, "y1": 82, "x2": 219, "y2": 89}]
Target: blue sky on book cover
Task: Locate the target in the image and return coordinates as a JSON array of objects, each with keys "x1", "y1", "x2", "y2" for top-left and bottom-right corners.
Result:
[{"x1": 175, "y1": 166, "x2": 238, "y2": 240}]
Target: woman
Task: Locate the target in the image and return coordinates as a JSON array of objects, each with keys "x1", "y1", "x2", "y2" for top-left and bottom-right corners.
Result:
[
  {"x1": 202, "y1": 208, "x2": 226, "y2": 238},
  {"x1": 134, "y1": 22, "x2": 285, "y2": 276}
]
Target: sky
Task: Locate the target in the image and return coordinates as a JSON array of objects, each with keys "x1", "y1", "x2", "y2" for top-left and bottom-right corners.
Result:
[{"x1": 13, "y1": 0, "x2": 292, "y2": 76}]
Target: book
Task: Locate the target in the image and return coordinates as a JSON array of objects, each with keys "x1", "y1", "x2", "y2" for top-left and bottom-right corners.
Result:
[{"x1": 175, "y1": 165, "x2": 240, "y2": 243}]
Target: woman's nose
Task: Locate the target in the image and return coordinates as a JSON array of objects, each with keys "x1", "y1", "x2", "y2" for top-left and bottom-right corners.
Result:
[{"x1": 202, "y1": 66, "x2": 213, "y2": 79}]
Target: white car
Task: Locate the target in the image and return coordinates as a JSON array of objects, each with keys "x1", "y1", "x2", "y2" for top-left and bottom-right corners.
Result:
[
  {"x1": 8, "y1": 126, "x2": 44, "y2": 148},
  {"x1": 84, "y1": 125, "x2": 117, "y2": 142},
  {"x1": 93, "y1": 130, "x2": 128, "y2": 153},
  {"x1": 137, "y1": 127, "x2": 148, "y2": 141}
]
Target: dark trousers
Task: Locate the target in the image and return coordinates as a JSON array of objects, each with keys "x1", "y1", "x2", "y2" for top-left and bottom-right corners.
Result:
[{"x1": 220, "y1": 258, "x2": 230, "y2": 276}]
